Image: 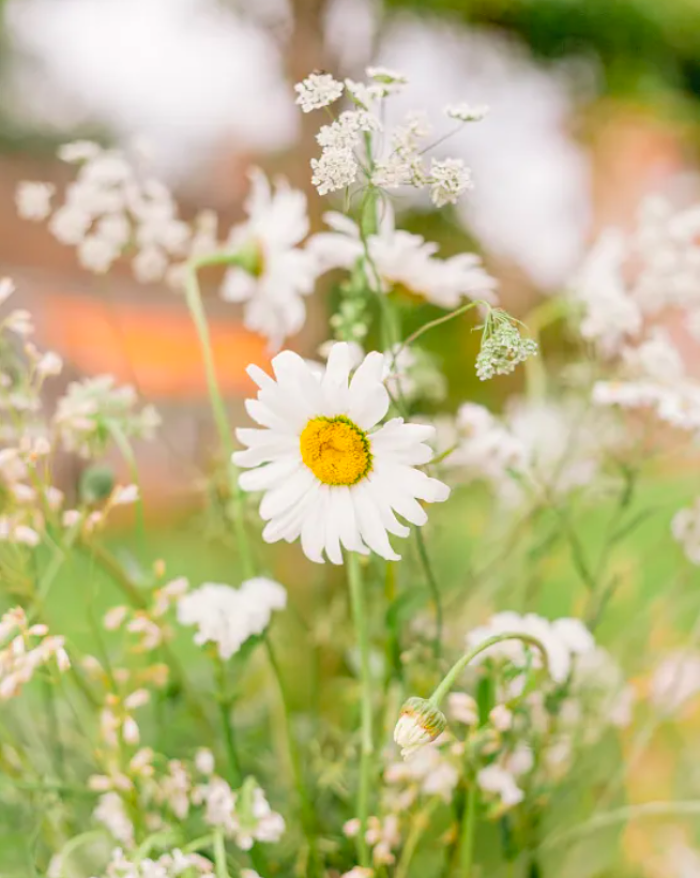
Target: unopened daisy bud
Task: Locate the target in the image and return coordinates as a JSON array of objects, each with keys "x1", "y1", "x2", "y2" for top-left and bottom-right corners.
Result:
[{"x1": 394, "y1": 697, "x2": 447, "y2": 760}]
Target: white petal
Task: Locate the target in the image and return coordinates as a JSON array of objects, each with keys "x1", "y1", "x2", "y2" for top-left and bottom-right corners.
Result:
[
  {"x1": 364, "y1": 476, "x2": 411, "y2": 538},
  {"x1": 331, "y1": 485, "x2": 369, "y2": 554},
  {"x1": 351, "y1": 482, "x2": 401, "y2": 561},
  {"x1": 238, "y1": 457, "x2": 300, "y2": 492},
  {"x1": 321, "y1": 486, "x2": 343, "y2": 565},
  {"x1": 301, "y1": 489, "x2": 327, "y2": 563},
  {"x1": 348, "y1": 352, "x2": 389, "y2": 428},
  {"x1": 259, "y1": 467, "x2": 315, "y2": 520}
]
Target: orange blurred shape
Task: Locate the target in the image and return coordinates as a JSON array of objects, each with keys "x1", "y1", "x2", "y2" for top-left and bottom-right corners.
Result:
[{"x1": 39, "y1": 293, "x2": 269, "y2": 397}]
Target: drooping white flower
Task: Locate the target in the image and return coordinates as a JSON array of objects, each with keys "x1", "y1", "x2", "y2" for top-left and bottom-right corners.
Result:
[
  {"x1": 308, "y1": 204, "x2": 497, "y2": 308},
  {"x1": 475, "y1": 312, "x2": 538, "y2": 381},
  {"x1": 15, "y1": 182, "x2": 55, "y2": 221},
  {"x1": 393, "y1": 697, "x2": 446, "y2": 759},
  {"x1": 221, "y1": 169, "x2": 319, "y2": 349},
  {"x1": 234, "y1": 343, "x2": 450, "y2": 564},
  {"x1": 294, "y1": 72, "x2": 344, "y2": 113},
  {"x1": 177, "y1": 578, "x2": 286, "y2": 660}
]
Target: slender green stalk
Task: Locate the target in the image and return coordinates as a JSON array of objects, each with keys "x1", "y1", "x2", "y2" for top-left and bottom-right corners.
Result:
[
  {"x1": 429, "y1": 633, "x2": 548, "y2": 708},
  {"x1": 216, "y1": 659, "x2": 243, "y2": 788},
  {"x1": 265, "y1": 639, "x2": 321, "y2": 874},
  {"x1": 394, "y1": 799, "x2": 440, "y2": 878},
  {"x1": 106, "y1": 419, "x2": 146, "y2": 552},
  {"x1": 184, "y1": 263, "x2": 253, "y2": 578},
  {"x1": 396, "y1": 300, "x2": 489, "y2": 359},
  {"x1": 456, "y1": 784, "x2": 478, "y2": 877},
  {"x1": 213, "y1": 830, "x2": 231, "y2": 878},
  {"x1": 539, "y1": 799, "x2": 700, "y2": 851},
  {"x1": 414, "y1": 528, "x2": 442, "y2": 661},
  {"x1": 346, "y1": 551, "x2": 373, "y2": 867}
]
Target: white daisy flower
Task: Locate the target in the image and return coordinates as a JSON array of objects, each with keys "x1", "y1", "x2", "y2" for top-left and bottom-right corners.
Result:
[
  {"x1": 234, "y1": 343, "x2": 450, "y2": 564},
  {"x1": 221, "y1": 169, "x2": 319, "y2": 349}
]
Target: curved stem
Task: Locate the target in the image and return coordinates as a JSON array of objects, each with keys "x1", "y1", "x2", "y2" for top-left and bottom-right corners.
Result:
[
  {"x1": 429, "y1": 633, "x2": 549, "y2": 708},
  {"x1": 347, "y1": 552, "x2": 373, "y2": 868},
  {"x1": 397, "y1": 300, "x2": 488, "y2": 359},
  {"x1": 539, "y1": 800, "x2": 700, "y2": 852}
]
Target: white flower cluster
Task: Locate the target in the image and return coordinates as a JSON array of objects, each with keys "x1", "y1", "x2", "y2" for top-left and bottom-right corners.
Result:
[
  {"x1": 17, "y1": 141, "x2": 218, "y2": 285},
  {"x1": 308, "y1": 204, "x2": 497, "y2": 310},
  {"x1": 344, "y1": 815, "x2": 401, "y2": 866},
  {"x1": 572, "y1": 198, "x2": 700, "y2": 436},
  {"x1": 220, "y1": 169, "x2": 321, "y2": 349},
  {"x1": 54, "y1": 375, "x2": 160, "y2": 458},
  {"x1": 475, "y1": 311, "x2": 538, "y2": 381},
  {"x1": 93, "y1": 846, "x2": 213, "y2": 878},
  {"x1": 649, "y1": 650, "x2": 700, "y2": 714},
  {"x1": 196, "y1": 777, "x2": 285, "y2": 850},
  {"x1": 0, "y1": 608, "x2": 70, "y2": 699},
  {"x1": 176, "y1": 577, "x2": 286, "y2": 659},
  {"x1": 296, "y1": 68, "x2": 483, "y2": 207}
]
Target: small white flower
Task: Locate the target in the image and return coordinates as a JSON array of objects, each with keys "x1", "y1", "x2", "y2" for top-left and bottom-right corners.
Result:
[
  {"x1": 111, "y1": 484, "x2": 140, "y2": 506},
  {"x1": 35, "y1": 351, "x2": 63, "y2": 378},
  {"x1": 477, "y1": 764, "x2": 523, "y2": 809},
  {"x1": 448, "y1": 692, "x2": 479, "y2": 725},
  {"x1": 489, "y1": 704, "x2": 513, "y2": 731},
  {"x1": 294, "y1": 72, "x2": 344, "y2": 112},
  {"x1": 4, "y1": 310, "x2": 33, "y2": 337},
  {"x1": 195, "y1": 748, "x2": 215, "y2": 775},
  {"x1": 445, "y1": 103, "x2": 490, "y2": 122},
  {"x1": 15, "y1": 182, "x2": 55, "y2": 221},
  {"x1": 58, "y1": 140, "x2": 102, "y2": 163},
  {"x1": 476, "y1": 314, "x2": 538, "y2": 381},
  {"x1": 311, "y1": 147, "x2": 359, "y2": 195},
  {"x1": 429, "y1": 158, "x2": 473, "y2": 208},
  {"x1": 177, "y1": 578, "x2": 287, "y2": 660}
]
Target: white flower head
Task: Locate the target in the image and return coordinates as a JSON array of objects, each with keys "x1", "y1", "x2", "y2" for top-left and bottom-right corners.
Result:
[
  {"x1": 477, "y1": 764, "x2": 524, "y2": 809},
  {"x1": 311, "y1": 147, "x2": 359, "y2": 196},
  {"x1": 234, "y1": 343, "x2": 450, "y2": 564},
  {"x1": 15, "y1": 182, "x2": 55, "y2": 221},
  {"x1": 220, "y1": 169, "x2": 318, "y2": 349},
  {"x1": 476, "y1": 312, "x2": 538, "y2": 381},
  {"x1": 177, "y1": 577, "x2": 286, "y2": 660},
  {"x1": 429, "y1": 158, "x2": 473, "y2": 208},
  {"x1": 393, "y1": 697, "x2": 447, "y2": 759},
  {"x1": 295, "y1": 72, "x2": 344, "y2": 113},
  {"x1": 445, "y1": 103, "x2": 490, "y2": 122}
]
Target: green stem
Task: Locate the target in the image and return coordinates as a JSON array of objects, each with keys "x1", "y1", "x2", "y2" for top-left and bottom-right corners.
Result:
[
  {"x1": 184, "y1": 263, "x2": 253, "y2": 577},
  {"x1": 414, "y1": 528, "x2": 442, "y2": 661},
  {"x1": 346, "y1": 552, "x2": 373, "y2": 868},
  {"x1": 395, "y1": 799, "x2": 440, "y2": 878},
  {"x1": 213, "y1": 830, "x2": 231, "y2": 878},
  {"x1": 456, "y1": 784, "x2": 478, "y2": 877},
  {"x1": 429, "y1": 633, "x2": 549, "y2": 708},
  {"x1": 396, "y1": 300, "x2": 489, "y2": 359},
  {"x1": 106, "y1": 419, "x2": 146, "y2": 553},
  {"x1": 265, "y1": 639, "x2": 321, "y2": 874},
  {"x1": 216, "y1": 660, "x2": 243, "y2": 788}
]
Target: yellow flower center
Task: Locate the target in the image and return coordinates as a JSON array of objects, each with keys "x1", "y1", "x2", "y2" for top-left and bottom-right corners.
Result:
[{"x1": 299, "y1": 416, "x2": 372, "y2": 486}]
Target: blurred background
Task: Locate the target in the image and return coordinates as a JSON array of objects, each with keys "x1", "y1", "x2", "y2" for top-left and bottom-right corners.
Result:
[{"x1": 2, "y1": 0, "x2": 700, "y2": 502}]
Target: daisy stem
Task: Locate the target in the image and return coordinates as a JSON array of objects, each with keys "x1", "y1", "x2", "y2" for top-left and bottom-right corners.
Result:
[
  {"x1": 184, "y1": 262, "x2": 254, "y2": 578},
  {"x1": 429, "y1": 633, "x2": 549, "y2": 708},
  {"x1": 346, "y1": 551, "x2": 374, "y2": 868}
]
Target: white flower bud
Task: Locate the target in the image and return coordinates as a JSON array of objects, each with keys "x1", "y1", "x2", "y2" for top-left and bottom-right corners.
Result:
[{"x1": 393, "y1": 697, "x2": 447, "y2": 760}]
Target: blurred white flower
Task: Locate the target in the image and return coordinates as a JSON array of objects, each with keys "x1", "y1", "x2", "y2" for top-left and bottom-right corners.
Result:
[
  {"x1": 93, "y1": 792, "x2": 134, "y2": 846},
  {"x1": 477, "y1": 764, "x2": 523, "y2": 809},
  {"x1": 673, "y1": 498, "x2": 700, "y2": 565},
  {"x1": 429, "y1": 157, "x2": 473, "y2": 208},
  {"x1": 445, "y1": 103, "x2": 490, "y2": 122},
  {"x1": 308, "y1": 204, "x2": 497, "y2": 309},
  {"x1": 15, "y1": 181, "x2": 54, "y2": 221},
  {"x1": 651, "y1": 651, "x2": 700, "y2": 714},
  {"x1": 177, "y1": 577, "x2": 286, "y2": 660},
  {"x1": 221, "y1": 169, "x2": 319, "y2": 349}
]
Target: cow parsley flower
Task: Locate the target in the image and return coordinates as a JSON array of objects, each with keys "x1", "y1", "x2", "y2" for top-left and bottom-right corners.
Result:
[
  {"x1": 475, "y1": 312, "x2": 538, "y2": 380},
  {"x1": 294, "y1": 72, "x2": 344, "y2": 112},
  {"x1": 429, "y1": 158, "x2": 473, "y2": 208},
  {"x1": 234, "y1": 343, "x2": 450, "y2": 563},
  {"x1": 445, "y1": 103, "x2": 490, "y2": 122},
  {"x1": 177, "y1": 578, "x2": 286, "y2": 660},
  {"x1": 310, "y1": 147, "x2": 359, "y2": 196},
  {"x1": 221, "y1": 169, "x2": 319, "y2": 348}
]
